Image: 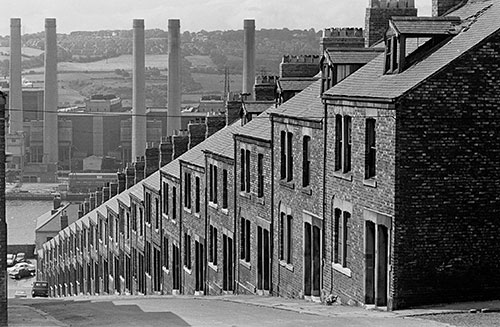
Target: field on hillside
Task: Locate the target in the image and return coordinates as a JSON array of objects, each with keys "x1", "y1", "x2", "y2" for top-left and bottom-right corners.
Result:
[
  {"x1": 192, "y1": 73, "x2": 243, "y2": 94},
  {"x1": 27, "y1": 54, "x2": 218, "y2": 73},
  {"x1": 0, "y1": 46, "x2": 44, "y2": 57}
]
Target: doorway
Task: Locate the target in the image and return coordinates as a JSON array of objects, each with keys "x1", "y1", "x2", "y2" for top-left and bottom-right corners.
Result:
[{"x1": 365, "y1": 219, "x2": 389, "y2": 307}]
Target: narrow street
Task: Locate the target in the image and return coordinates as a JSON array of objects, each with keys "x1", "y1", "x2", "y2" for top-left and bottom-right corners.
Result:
[{"x1": 9, "y1": 296, "x2": 454, "y2": 327}]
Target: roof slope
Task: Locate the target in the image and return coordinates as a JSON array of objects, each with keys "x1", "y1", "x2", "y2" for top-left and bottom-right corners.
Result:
[
  {"x1": 268, "y1": 79, "x2": 323, "y2": 122},
  {"x1": 324, "y1": 0, "x2": 498, "y2": 100},
  {"x1": 161, "y1": 120, "x2": 241, "y2": 178}
]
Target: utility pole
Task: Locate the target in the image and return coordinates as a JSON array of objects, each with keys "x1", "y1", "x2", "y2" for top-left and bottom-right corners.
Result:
[{"x1": 0, "y1": 91, "x2": 7, "y2": 326}]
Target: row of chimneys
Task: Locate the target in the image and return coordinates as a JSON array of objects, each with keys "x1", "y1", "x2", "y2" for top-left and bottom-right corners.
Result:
[{"x1": 76, "y1": 112, "x2": 230, "y2": 217}]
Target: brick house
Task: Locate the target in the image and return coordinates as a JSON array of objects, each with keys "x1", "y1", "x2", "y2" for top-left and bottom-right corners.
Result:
[
  {"x1": 234, "y1": 114, "x2": 273, "y2": 295},
  {"x1": 38, "y1": 0, "x2": 500, "y2": 312},
  {"x1": 322, "y1": 0, "x2": 500, "y2": 309}
]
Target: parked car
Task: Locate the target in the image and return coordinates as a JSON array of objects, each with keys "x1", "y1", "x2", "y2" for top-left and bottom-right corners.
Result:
[
  {"x1": 7, "y1": 261, "x2": 35, "y2": 274},
  {"x1": 14, "y1": 252, "x2": 25, "y2": 263},
  {"x1": 9, "y1": 267, "x2": 33, "y2": 280},
  {"x1": 32, "y1": 281, "x2": 49, "y2": 298},
  {"x1": 6, "y1": 254, "x2": 15, "y2": 267}
]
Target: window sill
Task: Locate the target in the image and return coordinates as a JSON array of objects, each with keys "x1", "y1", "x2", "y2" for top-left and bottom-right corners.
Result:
[
  {"x1": 279, "y1": 180, "x2": 295, "y2": 190},
  {"x1": 332, "y1": 263, "x2": 352, "y2": 277},
  {"x1": 194, "y1": 212, "x2": 200, "y2": 218},
  {"x1": 279, "y1": 260, "x2": 294, "y2": 272},
  {"x1": 162, "y1": 213, "x2": 169, "y2": 220},
  {"x1": 363, "y1": 178, "x2": 377, "y2": 188},
  {"x1": 183, "y1": 266, "x2": 192, "y2": 275},
  {"x1": 300, "y1": 187, "x2": 312, "y2": 196},
  {"x1": 183, "y1": 207, "x2": 192, "y2": 214},
  {"x1": 239, "y1": 191, "x2": 251, "y2": 199},
  {"x1": 162, "y1": 266, "x2": 170, "y2": 275},
  {"x1": 208, "y1": 202, "x2": 218, "y2": 209},
  {"x1": 333, "y1": 171, "x2": 353, "y2": 182},
  {"x1": 221, "y1": 208, "x2": 229, "y2": 215},
  {"x1": 208, "y1": 262, "x2": 218, "y2": 272},
  {"x1": 154, "y1": 228, "x2": 160, "y2": 234},
  {"x1": 256, "y1": 197, "x2": 265, "y2": 205},
  {"x1": 170, "y1": 219, "x2": 177, "y2": 225},
  {"x1": 239, "y1": 259, "x2": 251, "y2": 270}
]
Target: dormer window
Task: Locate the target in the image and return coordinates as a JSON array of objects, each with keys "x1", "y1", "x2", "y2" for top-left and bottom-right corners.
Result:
[{"x1": 384, "y1": 16, "x2": 461, "y2": 74}]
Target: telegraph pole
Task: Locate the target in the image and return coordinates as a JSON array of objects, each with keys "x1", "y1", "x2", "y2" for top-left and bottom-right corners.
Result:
[{"x1": 0, "y1": 91, "x2": 7, "y2": 326}]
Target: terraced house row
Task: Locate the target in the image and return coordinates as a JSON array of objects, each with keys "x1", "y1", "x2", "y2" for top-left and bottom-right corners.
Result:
[{"x1": 38, "y1": 0, "x2": 500, "y2": 310}]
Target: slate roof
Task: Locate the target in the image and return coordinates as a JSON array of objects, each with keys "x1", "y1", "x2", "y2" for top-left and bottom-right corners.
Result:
[
  {"x1": 269, "y1": 79, "x2": 324, "y2": 122},
  {"x1": 243, "y1": 101, "x2": 275, "y2": 114},
  {"x1": 324, "y1": 0, "x2": 498, "y2": 100},
  {"x1": 236, "y1": 111, "x2": 272, "y2": 141},
  {"x1": 161, "y1": 121, "x2": 241, "y2": 178},
  {"x1": 203, "y1": 120, "x2": 245, "y2": 159},
  {"x1": 278, "y1": 78, "x2": 319, "y2": 92},
  {"x1": 143, "y1": 171, "x2": 161, "y2": 191},
  {"x1": 324, "y1": 48, "x2": 384, "y2": 64},
  {"x1": 391, "y1": 16, "x2": 462, "y2": 36}
]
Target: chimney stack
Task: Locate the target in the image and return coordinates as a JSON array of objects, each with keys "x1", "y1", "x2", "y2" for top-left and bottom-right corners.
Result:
[
  {"x1": 43, "y1": 18, "x2": 59, "y2": 164},
  {"x1": 84, "y1": 198, "x2": 90, "y2": 214},
  {"x1": 110, "y1": 182, "x2": 118, "y2": 197},
  {"x1": 134, "y1": 157, "x2": 145, "y2": 184},
  {"x1": 243, "y1": 19, "x2": 256, "y2": 101},
  {"x1": 320, "y1": 28, "x2": 364, "y2": 52},
  {"x1": 172, "y1": 133, "x2": 189, "y2": 160},
  {"x1": 89, "y1": 193, "x2": 96, "y2": 211},
  {"x1": 188, "y1": 123, "x2": 206, "y2": 149},
  {"x1": 125, "y1": 164, "x2": 135, "y2": 189},
  {"x1": 145, "y1": 145, "x2": 160, "y2": 177},
  {"x1": 9, "y1": 18, "x2": 23, "y2": 134},
  {"x1": 102, "y1": 184, "x2": 110, "y2": 202},
  {"x1": 432, "y1": 0, "x2": 463, "y2": 17},
  {"x1": 53, "y1": 193, "x2": 61, "y2": 211},
  {"x1": 254, "y1": 75, "x2": 277, "y2": 101},
  {"x1": 159, "y1": 137, "x2": 173, "y2": 167},
  {"x1": 132, "y1": 19, "x2": 146, "y2": 160},
  {"x1": 205, "y1": 113, "x2": 226, "y2": 139},
  {"x1": 365, "y1": 0, "x2": 417, "y2": 47},
  {"x1": 117, "y1": 171, "x2": 126, "y2": 193},
  {"x1": 167, "y1": 19, "x2": 181, "y2": 137},
  {"x1": 78, "y1": 203, "x2": 84, "y2": 218},
  {"x1": 95, "y1": 190, "x2": 102, "y2": 207}
]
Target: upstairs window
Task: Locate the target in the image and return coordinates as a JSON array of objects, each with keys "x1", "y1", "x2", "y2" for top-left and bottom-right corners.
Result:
[
  {"x1": 162, "y1": 182, "x2": 169, "y2": 216},
  {"x1": 184, "y1": 172, "x2": 191, "y2": 209},
  {"x1": 280, "y1": 131, "x2": 293, "y2": 182},
  {"x1": 222, "y1": 169, "x2": 228, "y2": 209},
  {"x1": 172, "y1": 186, "x2": 177, "y2": 220},
  {"x1": 335, "y1": 115, "x2": 352, "y2": 173},
  {"x1": 209, "y1": 164, "x2": 218, "y2": 204},
  {"x1": 280, "y1": 212, "x2": 293, "y2": 264},
  {"x1": 302, "y1": 136, "x2": 310, "y2": 187},
  {"x1": 195, "y1": 176, "x2": 200, "y2": 213},
  {"x1": 240, "y1": 149, "x2": 251, "y2": 193},
  {"x1": 365, "y1": 118, "x2": 376, "y2": 179},
  {"x1": 257, "y1": 153, "x2": 264, "y2": 198},
  {"x1": 145, "y1": 193, "x2": 151, "y2": 224}
]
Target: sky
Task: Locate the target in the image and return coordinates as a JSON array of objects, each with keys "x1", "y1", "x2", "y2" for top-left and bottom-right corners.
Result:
[{"x1": 0, "y1": 0, "x2": 432, "y2": 36}]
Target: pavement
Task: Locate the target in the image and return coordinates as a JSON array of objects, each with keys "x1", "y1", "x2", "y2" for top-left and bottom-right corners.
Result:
[{"x1": 7, "y1": 294, "x2": 500, "y2": 326}]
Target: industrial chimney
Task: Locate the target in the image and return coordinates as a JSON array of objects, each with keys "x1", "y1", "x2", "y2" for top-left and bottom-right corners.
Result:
[
  {"x1": 43, "y1": 18, "x2": 59, "y2": 164},
  {"x1": 166, "y1": 19, "x2": 181, "y2": 137},
  {"x1": 9, "y1": 18, "x2": 23, "y2": 134},
  {"x1": 132, "y1": 19, "x2": 146, "y2": 160},
  {"x1": 242, "y1": 19, "x2": 256, "y2": 101}
]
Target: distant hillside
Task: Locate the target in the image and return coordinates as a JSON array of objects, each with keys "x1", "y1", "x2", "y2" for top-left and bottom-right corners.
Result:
[{"x1": 0, "y1": 28, "x2": 321, "y2": 76}]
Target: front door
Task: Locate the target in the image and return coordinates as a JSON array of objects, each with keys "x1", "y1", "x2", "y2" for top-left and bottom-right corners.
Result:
[{"x1": 365, "y1": 221, "x2": 389, "y2": 307}]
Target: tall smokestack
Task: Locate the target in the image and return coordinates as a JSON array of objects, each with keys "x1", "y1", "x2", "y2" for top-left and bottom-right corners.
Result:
[
  {"x1": 243, "y1": 19, "x2": 255, "y2": 101},
  {"x1": 132, "y1": 19, "x2": 146, "y2": 160},
  {"x1": 9, "y1": 18, "x2": 23, "y2": 134},
  {"x1": 166, "y1": 19, "x2": 181, "y2": 137},
  {"x1": 43, "y1": 18, "x2": 59, "y2": 163}
]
